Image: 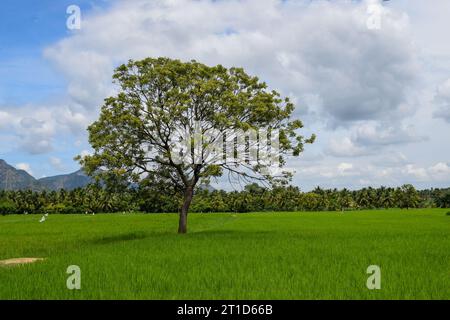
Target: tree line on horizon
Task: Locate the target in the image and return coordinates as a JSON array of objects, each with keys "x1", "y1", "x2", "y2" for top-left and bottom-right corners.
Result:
[{"x1": 1, "y1": 183, "x2": 449, "y2": 215}]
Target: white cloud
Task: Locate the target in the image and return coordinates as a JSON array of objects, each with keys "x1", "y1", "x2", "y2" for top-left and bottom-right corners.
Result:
[
  {"x1": 0, "y1": 104, "x2": 91, "y2": 155},
  {"x1": 79, "y1": 149, "x2": 92, "y2": 159},
  {"x1": 296, "y1": 161, "x2": 359, "y2": 179},
  {"x1": 433, "y1": 78, "x2": 450, "y2": 123},
  {"x1": 16, "y1": 163, "x2": 33, "y2": 176},
  {"x1": 428, "y1": 162, "x2": 450, "y2": 180},
  {"x1": 294, "y1": 157, "x2": 450, "y2": 190},
  {"x1": 325, "y1": 122, "x2": 426, "y2": 159},
  {"x1": 327, "y1": 137, "x2": 373, "y2": 157},
  {"x1": 402, "y1": 164, "x2": 428, "y2": 181},
  {"x1": 42, "y1": 0, "x2": 418, "y2": 127},
  {"x1": 353, "y1": 122, "x2": 427, "y2": 146},
  {"x1": 371, "y1": 151, "x2": 409, "y2": 168},
  {"x1": 337, "y1": 162, "x2": 354, "y2": 175},
  {"x1": 0, "y1": 111, "x2": 14, "y2": 129},
  {"x1": 429, "y1": 162, "x2": 450, "y2": 174},
  {"x1": 49, "y1": 157, "x2": 65, "y2": 171},
  {"x1": 18, "y1": 113, "x2": 55, "y2": 154}
]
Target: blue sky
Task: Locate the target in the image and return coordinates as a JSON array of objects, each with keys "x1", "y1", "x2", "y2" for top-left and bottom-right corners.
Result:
[
  {"x1": 0, "y1": 1, "x2": 109, "y2": 176},
  {"x1": 1, "y1": 0, "x2": 450, "y2": 190},
  {"x1": 0, "y1": 1, "x2": 100, "y2": 103}
]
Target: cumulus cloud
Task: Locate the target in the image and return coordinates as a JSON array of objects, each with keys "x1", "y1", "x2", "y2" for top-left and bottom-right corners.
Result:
[
  {"x1": 0, "y1": 0, "x2": 422, "y2": 158},
  {"x1": 402, "y1": 164, "x2": 428, "y2": 181},
  {"x1": 294, "y1": 159, "x2": 450, "y2": 190},
  {"x1": 433, "y1": 78, "x2": 450, "y2": 123},
  {"x1": 428, "y1": 162, "x2": 450, "y2": 180},
  {"x1": 295, "y1": 161, "x2": 359, "y2": 180},
  {"x1": 16, "y1": 113, "x2": 54, "y2": 154},
  {"x1": 398, "y1": 162, "x2": 450, "y2": 183},
  {"x1": 327, "y1": 137, "x2": 373, "y2": 158},
  {"x1": 0, "y1": 111, "x2": 14, "y2": 129},
  {"x1": 337, "y1": 162, "x2": 354, "y2": 175},
  {"x1": 352, "y1": 122, "x2": 427, "y2": 146},
  {"x1": 0, "y1": 104, "x2": 91, "y2": 154},
  {"x1": 326, "y1": 122, "x2": 426, "y2": 158},
  {"x1": 42, "y1": 0, "x2": 418, "y2": 126},
  {"x1": 371, "y1": 151, "x2": 409, "y2": 168}
]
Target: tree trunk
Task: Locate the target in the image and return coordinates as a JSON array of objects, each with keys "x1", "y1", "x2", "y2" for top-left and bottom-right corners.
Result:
[{"x1": 178, "y1": 186, "x2": 194, "y2": 234}]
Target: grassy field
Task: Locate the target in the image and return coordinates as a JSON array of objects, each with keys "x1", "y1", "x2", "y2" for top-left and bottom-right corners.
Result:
[{"x1": 0, "y1": 209, "x2": 449, "y2": 299}]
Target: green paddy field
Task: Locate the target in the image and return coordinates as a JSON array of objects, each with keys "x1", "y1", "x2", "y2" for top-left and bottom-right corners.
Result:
[{"x1": 0, "y1": 209, "x2": 449, "y2": 299}]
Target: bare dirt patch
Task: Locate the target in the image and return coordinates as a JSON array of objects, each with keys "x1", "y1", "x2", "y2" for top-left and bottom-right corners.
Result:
[{"x1": 0, "y1": 258, "x2": 45, "y2": 267}]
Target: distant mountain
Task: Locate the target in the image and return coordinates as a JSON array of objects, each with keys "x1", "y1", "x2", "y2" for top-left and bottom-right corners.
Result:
[
  {"x1": 0, "y1": 159, "x2": 92, "y2": 191},
  {"x1": 38, "y1": 170, "x2": 93, "y2": 191},
  {"x1": 0, "y1": 159, "x2": 218, "y2": 192},
  {"x1": 0, "y1": 159, "x2": 41, "y2": 190}
]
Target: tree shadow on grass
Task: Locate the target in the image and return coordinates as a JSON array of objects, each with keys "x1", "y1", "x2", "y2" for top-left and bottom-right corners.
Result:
[
  {"x1": 90, "y1": 230, "x2": 276, "y2": 245},
  {"x1": 188, "y1": 230, "x2": 273, "y2": 237},
  {"x1": 91, "y1": 232, "x2": 150, "y2": 245}
]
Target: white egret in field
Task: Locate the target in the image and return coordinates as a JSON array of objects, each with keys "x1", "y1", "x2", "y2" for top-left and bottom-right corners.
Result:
[{"x1": 39, "y1": 216, "x2": 46, "y2": 223}]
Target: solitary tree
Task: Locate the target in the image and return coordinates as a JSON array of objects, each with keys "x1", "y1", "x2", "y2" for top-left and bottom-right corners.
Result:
[{"x1": 78, "y1": 57, "x2": 314, "y2": 233}]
